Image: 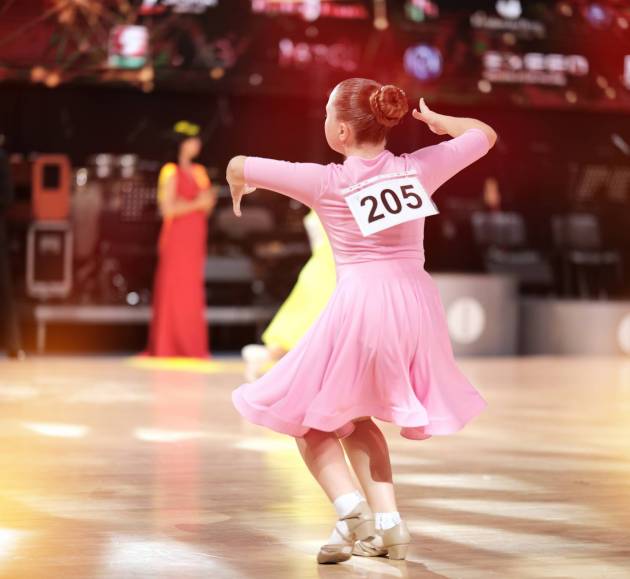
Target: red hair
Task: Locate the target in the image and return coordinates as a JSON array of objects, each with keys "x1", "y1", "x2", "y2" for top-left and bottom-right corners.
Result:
[{"x1": 333, "y1": 78, "x2": 409, "y2": 144}]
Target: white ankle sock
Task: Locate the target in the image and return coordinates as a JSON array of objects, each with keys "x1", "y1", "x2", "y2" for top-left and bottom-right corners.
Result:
[
  {"x1": 327, "y1": 491, "x2": 365, "y2": 544},
  {"x1": 333, "y1": 490, "x2": 364, "y2": 517},
  {"x1": 241, "y1": 345, "x2": 271, "y2": 382},
  {"x1": 375, "y1": 511, "x2": 401, "y2": 530}
]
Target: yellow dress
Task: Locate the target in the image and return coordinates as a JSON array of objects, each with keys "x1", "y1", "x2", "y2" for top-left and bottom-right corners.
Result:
[{"x1": 262, "y1": 211, "x2": 336, "y2": 352}]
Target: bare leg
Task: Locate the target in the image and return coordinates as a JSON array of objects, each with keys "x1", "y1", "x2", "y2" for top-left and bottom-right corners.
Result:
[
  {"x1": 296, "y1": 428, "x2": 358, "y2": 502},
  {"x1": 298, "y1": 428, "x2": 378, "y2": 558},
  {"x1": 341, "y1": 418, "x2": 397, "y2": 513}
]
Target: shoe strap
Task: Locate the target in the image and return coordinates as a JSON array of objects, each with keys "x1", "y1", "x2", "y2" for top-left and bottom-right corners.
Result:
[
  {"x1": 333, "y1": 521, "x2": 353, "y2": 543},
  {"x1": 340, "y1": 504, "x2": 371, "y2": 523}
]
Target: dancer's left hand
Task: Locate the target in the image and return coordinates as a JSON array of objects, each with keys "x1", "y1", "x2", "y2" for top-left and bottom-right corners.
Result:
[{"x1": 227, "y1": 155, "x2": 256, "y2": 217}]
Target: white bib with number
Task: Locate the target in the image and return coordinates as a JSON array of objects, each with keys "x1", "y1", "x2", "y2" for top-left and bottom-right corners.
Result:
[{"x1": 342, "y1": 170, "x2": 438, "y2": 237}]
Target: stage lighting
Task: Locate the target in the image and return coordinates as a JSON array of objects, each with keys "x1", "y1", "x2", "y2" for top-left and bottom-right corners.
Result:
[
  {"x1": 44, "y1": 71, "x2": 61, "y2": 88},
  {"x1": 30, "y1": 66, "x2": 47, "y2": 83},
  {"x1": 249, "y1": 73, "x2": 263, "y2": 86},
  {"x1": 303, "y1": 0, "x2": 321, "y2": 22},
  {"x1": 127, "y1": 292, "x2": 141, "y2": 306},
  {"x1": 210, "y1": 67, "x2": 225, "y2": 79},
  {"x1": 404, "y1": 44, "x2": 442, "y2": 81},
  {"x1": 374, "y1": 0, "x2": 389, "y2": 30},
  {"x1": 138, "y1": 66, "x2": 154, "y2": 83},
  {"x1": 585, "y1": 3, "x2": 612, "y2": 28},
  {"x1": 611, "y1": 134, "x2": 630, "y2": 156},
  {"x1": 496, "y1": 0, "x2": 522, "y2": 20},
  {"x1": 478, "y1": 79, "x2": 492, "y2": 93},
  {"x1": 405, "y1": 0, "x2": 439, "y2": 23},
  {"x1": 558, "y1": 2, "x2": 572, "y2": 17}
]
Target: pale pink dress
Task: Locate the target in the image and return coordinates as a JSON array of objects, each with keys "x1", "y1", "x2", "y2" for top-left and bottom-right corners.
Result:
[{"x1": 232, "y1": 128, "x2": 490, "y2": 440}]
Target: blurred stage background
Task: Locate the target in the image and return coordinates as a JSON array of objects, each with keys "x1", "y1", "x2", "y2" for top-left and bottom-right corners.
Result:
[
  {"x1": 1, "y1": 4, "x2": 630, "y2": 578},
  {"x1": 1, "y1": 0, "x2": 629, "y2": 356}
]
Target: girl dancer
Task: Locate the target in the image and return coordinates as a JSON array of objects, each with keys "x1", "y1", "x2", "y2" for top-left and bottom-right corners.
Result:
[
  {"x1": 241, "y1": 209, "x2": 336, "y2": 381},
  {"x1": 146, "y1": 121, "x2": 216, "y2": 358},
  {"x1": 227, "y1": 79, "x2": 496, "y2": 564}
]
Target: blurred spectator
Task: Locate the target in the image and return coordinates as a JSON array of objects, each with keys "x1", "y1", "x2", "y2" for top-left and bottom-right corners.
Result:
[{"x1": 145, "y1": 121, "x2": 216, "y2": 358}]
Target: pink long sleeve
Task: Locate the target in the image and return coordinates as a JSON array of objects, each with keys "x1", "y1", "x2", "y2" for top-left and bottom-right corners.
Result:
[
  {"x1": 244, "y1": 157, "x2": 328, "y2": 207},
  {"x1": 403, "y1": 128, "x2": 491, "y2": 196}
]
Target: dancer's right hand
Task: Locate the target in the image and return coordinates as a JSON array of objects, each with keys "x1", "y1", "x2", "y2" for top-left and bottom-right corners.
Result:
[{"x1": 412, "y1": 99, "x2": 498, "y2": 147}]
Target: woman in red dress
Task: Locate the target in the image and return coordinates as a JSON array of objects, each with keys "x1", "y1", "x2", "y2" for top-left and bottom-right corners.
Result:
[{"x1": 146, "y1": 121, "x2": 216, "y2": 358}]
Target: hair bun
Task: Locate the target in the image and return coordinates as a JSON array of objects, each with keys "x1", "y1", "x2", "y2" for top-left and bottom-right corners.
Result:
[{"x1": 369, "y1": 85, "x2": 409, "y2": 127}]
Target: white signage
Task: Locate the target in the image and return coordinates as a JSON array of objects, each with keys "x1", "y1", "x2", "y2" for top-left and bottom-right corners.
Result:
[
  {"x1": 141, "y1": 0, "x2": 217, "y2": 14},
  {"x1": 279, "y1": 39, "x2": 359, "y2": 71},
  {"x1": 470, "y1": 10, "x2": 545, "y2": 38},
  {"x1": 252, "y1": 0, "x2": 368, "y2": 20},
  {"x1": 342, "y1": 171, "x2": 438, "y2": 237},
  {"x1": 483, "y1": 51, "x2": 589, "y2": 86}
]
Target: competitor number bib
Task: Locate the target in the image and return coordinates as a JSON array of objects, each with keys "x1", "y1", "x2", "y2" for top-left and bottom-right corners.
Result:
[{"x1": 342, "y1": 170, "x2": 438, "y2": 237}]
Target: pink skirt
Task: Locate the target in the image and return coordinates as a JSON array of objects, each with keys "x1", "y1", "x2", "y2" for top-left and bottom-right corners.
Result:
[{"x1": 232, "y1": 258, "x2": 487, "y2": 440}]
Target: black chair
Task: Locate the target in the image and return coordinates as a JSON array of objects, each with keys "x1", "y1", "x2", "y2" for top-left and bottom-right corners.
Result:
[
  {"x1": 204, "y1": 255, "x2": 258, "y2": 305},
  {"x1": 471, "y1": 211, "x2": 553, "y2": 292},
  {"x1": 214, "y1": 206, "x2": 275, "y2": 241},
  {"x1": 552, "y1": 213, "x2": 623, "y2": 299}
]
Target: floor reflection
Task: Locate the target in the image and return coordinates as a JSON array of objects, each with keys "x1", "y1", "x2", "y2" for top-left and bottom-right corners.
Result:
[{"x1": 0, "y1": 356, "x2": 628, "y2": 578}]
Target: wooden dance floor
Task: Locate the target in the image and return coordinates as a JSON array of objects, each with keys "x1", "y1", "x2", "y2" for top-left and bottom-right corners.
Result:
[{"x1": 0, "y1": 355, "x2": 629, "y2": 578}]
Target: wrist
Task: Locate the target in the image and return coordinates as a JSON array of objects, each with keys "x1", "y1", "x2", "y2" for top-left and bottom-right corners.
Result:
[{"x1": 438, "y1": 113, "x2": 456, "y2": 134}]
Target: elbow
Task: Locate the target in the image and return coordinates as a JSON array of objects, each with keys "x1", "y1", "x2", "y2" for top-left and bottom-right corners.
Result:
[{"x1": 485, "y1": 127, "x2": 498, "y2": 149}]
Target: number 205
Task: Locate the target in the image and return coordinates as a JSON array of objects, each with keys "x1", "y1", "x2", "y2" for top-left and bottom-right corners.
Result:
[{"x1": 360, "y1": 184, "x2": 423, "y2": 224}]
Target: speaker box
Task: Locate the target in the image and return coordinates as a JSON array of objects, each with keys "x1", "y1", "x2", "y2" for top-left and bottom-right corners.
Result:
[
  {"x1": 32, "y1": 155, "x2": 71, "y2": 221},
  {"x1": 26, "y1": 221, "x2": 73, "y2": 299}
]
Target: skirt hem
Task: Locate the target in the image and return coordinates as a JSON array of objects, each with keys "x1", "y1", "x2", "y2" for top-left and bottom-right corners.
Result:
[{"x1": 232, "y1": 388, "x2": 486, "y2": 440}]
